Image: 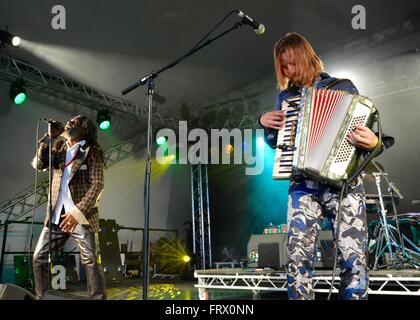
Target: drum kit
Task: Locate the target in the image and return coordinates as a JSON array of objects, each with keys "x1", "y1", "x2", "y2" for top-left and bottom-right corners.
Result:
[{"x1": 362, "y1": 160, "x2": 420, "y2": 270}]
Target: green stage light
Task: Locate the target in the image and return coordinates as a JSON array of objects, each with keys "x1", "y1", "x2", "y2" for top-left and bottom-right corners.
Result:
[
  {"x1": 99, "y1": 120, "x2": 111, "y2": 130},
  {"x1": 9, "y1": 80, "x2": 26, "y2": 105},
  {"x1": 97, "y1": 109, "x2": 111, "y2": 131},
  {"x1": 156, "y1": 136, "x2": 167, "y2": 146},
  {"x1": 14, "y1": 92, "x2": 26, "y2": 105}
]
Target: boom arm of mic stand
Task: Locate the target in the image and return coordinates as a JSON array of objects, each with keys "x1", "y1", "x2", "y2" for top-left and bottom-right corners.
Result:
[{"x1": 121, "y1": 21, "x2": 245, "y2": 96}]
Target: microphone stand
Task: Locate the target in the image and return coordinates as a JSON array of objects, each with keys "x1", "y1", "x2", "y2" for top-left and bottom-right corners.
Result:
[
  {"x1": 47, "y1": 123, "x2": 53, "y2": 292},
  {"x1": 122, "y1": 20, "x2": 245, "y2": 300},
  {"x1": 371, "y1": 160, "x2": 406, "y2": 255}
]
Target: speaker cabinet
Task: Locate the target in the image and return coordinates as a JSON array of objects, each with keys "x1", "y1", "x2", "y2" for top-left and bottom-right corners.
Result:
[
  {"x1": 0, "y1": 284, "x2": 36, "y2": 300},
  {"x1": 314, "y1": 230, "x2": 335, "y2": 269},
  {"x1": 247, "y1": 231, "x2": 334, "y2": 270},
  {"x1": 247, "y1": 233, "x2": 288, "y2": 269},
  {"x1": 13, "y1": 256, "x2": 34, "y2": 287},
  {"x1": 257, "y1": 242, "x2": 280, "y2": 269}
]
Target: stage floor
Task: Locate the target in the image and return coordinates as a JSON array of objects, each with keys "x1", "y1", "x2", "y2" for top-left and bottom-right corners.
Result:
[{"x1": 64, "y1": 278, "x2": 256, "y2": 300}]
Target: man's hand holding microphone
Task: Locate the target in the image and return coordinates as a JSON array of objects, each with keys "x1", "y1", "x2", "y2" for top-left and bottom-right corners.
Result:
[{"x1": 39, "y1": 119, "x2": 65, "y2": 143}]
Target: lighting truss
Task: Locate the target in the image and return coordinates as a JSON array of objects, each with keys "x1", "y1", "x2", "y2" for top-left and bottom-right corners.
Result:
[
  {"x1": 191, "y1": 164, "x2": 212, "y2": 270},
  {"x1": 0, "y1": 54, "x2": 176, "y2": 126},
  {"x1": 365, "y1": 72, "x2": 420, "y2": 99}
]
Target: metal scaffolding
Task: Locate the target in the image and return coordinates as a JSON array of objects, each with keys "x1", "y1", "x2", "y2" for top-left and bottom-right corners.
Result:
[
  {"x1": 195, "y1": 269, "x2": 420, "y2": 298},
  {"x1": 0, "y1": 54, "x2": 176, "y2": 126},
  {"x1": 191, "y1": 164, "x2": 212, "y2": 270},
  {"x1": 366, "y1": 72, "x2": 420, "y2": 99}
]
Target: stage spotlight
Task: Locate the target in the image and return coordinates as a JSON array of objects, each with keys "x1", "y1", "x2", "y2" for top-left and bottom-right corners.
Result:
[
  {"x1": 182, "y1": 255, "x2": 191, "y2": 263},
  {"x1": 9, "y1": 79, "x2": 27, "y2": 105},
  {"x1": 225, "y1": 144, "x2": 234, "y2": 154},
  {"x1": 0, "y1": 29, "x2": 21, "y2": 47},
  {"x1": 11, "y1": 36, "x2": 21, "y2": 47},
  {"x1": 96, "y1": 109, "x2": 111, "y2": 130},
  {"x1": 257, "y1": 137, "x2": 265, "y2": 148},
  {"x1": 156, "y1": 136, "x2": 167, "y2": 146}
]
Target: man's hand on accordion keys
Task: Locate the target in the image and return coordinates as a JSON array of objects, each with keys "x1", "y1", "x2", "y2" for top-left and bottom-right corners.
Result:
[
  {"x1": 347, "y1": 125, "x2": 379, "y2": 151},
  {"x1": 260, "y1": 110, "x2": 285, "y2": 130}
]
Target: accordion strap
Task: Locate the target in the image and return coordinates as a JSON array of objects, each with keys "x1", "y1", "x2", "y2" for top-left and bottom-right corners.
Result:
[
  {"x1": 324, "y1": 78, "x2": 346, "y2": 90},
  {"x1": 346, "y1": 109, "x2": 382, "y2": 186}
]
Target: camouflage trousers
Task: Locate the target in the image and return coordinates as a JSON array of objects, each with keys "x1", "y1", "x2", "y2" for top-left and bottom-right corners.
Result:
[{"x1": 286, "y1": 177, "x2": 369, "y2": 300}]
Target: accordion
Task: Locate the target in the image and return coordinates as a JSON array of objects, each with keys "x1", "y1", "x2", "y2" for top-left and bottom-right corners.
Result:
[{"x1": 272, "y1": 87, "x2": 377, "y2": 186}]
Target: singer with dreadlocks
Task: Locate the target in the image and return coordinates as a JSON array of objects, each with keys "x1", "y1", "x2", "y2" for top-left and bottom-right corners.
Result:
[{"x1": 31, "y1": 115, "x2": 107, "y2": 299}]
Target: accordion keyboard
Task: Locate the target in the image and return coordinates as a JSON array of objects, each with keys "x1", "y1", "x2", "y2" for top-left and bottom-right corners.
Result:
[{"x1": 273, "y1": 97, "x2": 301, "y2": 180}]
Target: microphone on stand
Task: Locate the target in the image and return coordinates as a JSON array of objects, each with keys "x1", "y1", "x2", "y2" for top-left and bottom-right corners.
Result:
[
  {"x1": 235, "y1": 9, "x2": 265, "y2": 35},
  {"x1": 41, "y1": 118, "x2": 58, "y2": 124},
  {"x1": 41, "y1": 118, "x2": 64, "y2": 128},
  {"x1": 40, "y1": 118, "x2": 64, "y2": 140}
]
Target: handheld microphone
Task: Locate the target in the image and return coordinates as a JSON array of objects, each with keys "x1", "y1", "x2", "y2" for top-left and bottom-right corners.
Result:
[
  {"x1": 41, "y1": 118, "x2": 64, "y2": 135},
  {"x1": 41, "y1": 118, "x2": 64, "y2": 127},
  {"x1": 235, "y1": 9, "x2": 265, "y2": 35}
]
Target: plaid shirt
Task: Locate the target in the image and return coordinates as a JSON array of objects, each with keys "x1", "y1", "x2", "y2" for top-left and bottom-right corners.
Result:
[{"x1": 32, "y1": 137, "x2": 104, "y2": 232}]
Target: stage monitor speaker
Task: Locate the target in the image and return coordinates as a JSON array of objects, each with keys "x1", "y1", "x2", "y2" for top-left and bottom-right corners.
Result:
[
  {"x1": 247, "y1": 233, "x2": 288, "y2": 269},
  {"x1": 314, "y1": 230, "x2": 334, "y2": 269},
  {"x1": 0, "y1": 284, "x2": 36, "y2": 300},
  {"x1": 247, "y1": 231, "x2": 334, "y2": 269},
  {"x1": 257, "y1": 242, "x2": 280, "y2": 269}
]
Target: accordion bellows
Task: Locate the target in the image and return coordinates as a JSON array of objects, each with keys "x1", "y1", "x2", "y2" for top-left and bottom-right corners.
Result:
[{"x1": 273, "y1": 87, "x2": 376, "y2": 186}]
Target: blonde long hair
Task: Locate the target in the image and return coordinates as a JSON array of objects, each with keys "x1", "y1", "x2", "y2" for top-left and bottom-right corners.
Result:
[{"x1": 273, "y1": 32, "x2": 323, "y2": 90}]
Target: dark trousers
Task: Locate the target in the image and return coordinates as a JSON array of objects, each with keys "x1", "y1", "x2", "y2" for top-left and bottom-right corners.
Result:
[{"x1": 33, "y1": 224, "x2": 106, "y2": 300}]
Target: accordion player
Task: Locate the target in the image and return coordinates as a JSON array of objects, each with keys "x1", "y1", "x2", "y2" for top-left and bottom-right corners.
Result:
[{"x1": 272, "y1": 87, "x2": 377, "y2": 186}]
